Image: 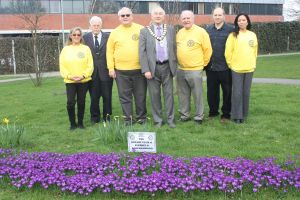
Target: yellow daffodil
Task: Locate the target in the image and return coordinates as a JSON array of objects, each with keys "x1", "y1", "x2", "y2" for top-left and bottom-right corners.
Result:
[
  {"x1": 2, "y1": 117, "x2": 9, "y2": 125},
  {"x1": 103, "y1": 121, "x2": 106, "y2": 128}
]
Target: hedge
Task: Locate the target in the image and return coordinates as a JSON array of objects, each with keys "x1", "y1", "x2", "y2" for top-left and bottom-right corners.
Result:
[
  {"x1": 176, "y1": 21, "x2": 300, "y2": 54},
  {"x1": 252, "y1": 21, "x2": 300, "y2": 54},
  {"x1": 0, "y1": 36, "x2": 60, "y2": 74}
]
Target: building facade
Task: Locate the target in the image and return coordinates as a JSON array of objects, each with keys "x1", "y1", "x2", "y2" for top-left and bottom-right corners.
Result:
[{"x1": 0, "y1": 0, "x2": 284, "y2": 36}]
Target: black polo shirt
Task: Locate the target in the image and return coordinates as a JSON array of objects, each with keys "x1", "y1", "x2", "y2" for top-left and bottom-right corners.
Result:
[{"x1": 206, "y1": 23, "x2": 234, "y2": 71}]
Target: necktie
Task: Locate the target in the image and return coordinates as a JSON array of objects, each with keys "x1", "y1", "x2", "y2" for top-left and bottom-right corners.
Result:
[
  {"x1": 94, "y1": 35, "x2": 100, "y2": 54},
  {"x1": 156, "y1": 26, "x2": 165, "y2": 62}
]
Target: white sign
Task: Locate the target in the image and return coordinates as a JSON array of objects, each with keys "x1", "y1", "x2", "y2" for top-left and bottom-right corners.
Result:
[{"x1": 128, "y1": 132, "x2": 156, "y2": 153}]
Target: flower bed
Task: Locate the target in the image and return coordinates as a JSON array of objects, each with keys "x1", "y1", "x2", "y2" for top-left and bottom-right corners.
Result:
[{"x1": 0, "y1": 149, "x2": 299, "y2": 195}]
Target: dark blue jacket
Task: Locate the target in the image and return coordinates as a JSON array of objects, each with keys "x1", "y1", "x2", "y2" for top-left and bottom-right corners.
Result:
[{"x1": 206, "y1": 23, "x2": 234, "y2": 71}]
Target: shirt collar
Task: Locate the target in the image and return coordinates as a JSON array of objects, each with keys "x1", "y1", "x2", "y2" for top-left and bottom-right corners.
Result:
[
  {"x1": 94, "y1": 32, "x2": 102, "y2": 38},
  {"x1": 214, "y1": 23, "x2": 226, "y2": 31}
]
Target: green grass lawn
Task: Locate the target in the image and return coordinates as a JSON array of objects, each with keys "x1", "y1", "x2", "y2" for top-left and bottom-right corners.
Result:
[
  {"x1": 0, "y1": 77, "x2": 299, "y2": 199},
  {"x1": 255, "y1": 54, "x2": 300, "y2": 79}
]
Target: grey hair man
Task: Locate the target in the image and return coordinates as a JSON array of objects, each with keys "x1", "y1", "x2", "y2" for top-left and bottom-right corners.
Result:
[
  {"x1": 106, "y1": 7, "x2": 147, "y2": 125},
  {"x1": 176, "y1": 10, "x2": 212, "y2": 124},
  {"x1": 139, "y1": 6, "x2": 177, "y2": 128},
  {"x1": 83, "y1": 16, "x2": 113, "y2": 123}
]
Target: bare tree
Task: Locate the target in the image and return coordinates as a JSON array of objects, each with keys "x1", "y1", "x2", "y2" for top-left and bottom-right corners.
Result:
[
  {"x1": 13, "y1": 0, "x2": 47, "y2": 86},
  {"x1": 163, "y1": 0, "x2": 180, "y2": 25},
  {"x1": 284, "y1": 0, "x2": 300, "y2": 21}
]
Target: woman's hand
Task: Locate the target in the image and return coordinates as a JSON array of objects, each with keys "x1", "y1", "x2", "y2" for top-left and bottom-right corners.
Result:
[{"x1": 70, "y1": 76, "x2": 84, "y2": 82}]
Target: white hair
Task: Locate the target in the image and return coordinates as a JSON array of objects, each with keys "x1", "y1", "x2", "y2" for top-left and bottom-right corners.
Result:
[
  {"x1": 180, "y1": 10, "x2": 194, "y2": 19},
  {"x1": 118, "y1": 7, "x2": 132, "y2": 16},
  {"x1": 89, "y1": 16, "x2": 102, "y2": 25},
  {"x1": 151, "y1": 6, "x2": 165, "y2": 15}
]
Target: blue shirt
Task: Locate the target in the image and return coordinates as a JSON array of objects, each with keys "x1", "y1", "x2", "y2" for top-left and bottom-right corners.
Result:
[{"x1": 206, "y1": 23, "x2": 234, "y2": 71}]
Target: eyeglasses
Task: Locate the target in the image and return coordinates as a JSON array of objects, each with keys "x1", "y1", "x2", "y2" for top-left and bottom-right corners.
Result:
[
  {"x1": 120, "y1": 14, "x2": 131, "y2": 18},
  {"x1": 72, "y1": 34, "x2": 81, "y2": 37}
]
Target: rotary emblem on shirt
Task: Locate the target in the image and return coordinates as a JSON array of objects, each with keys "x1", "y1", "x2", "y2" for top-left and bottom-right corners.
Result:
[
  {"x1": 187, "y1": 40, "x2": 195, "y2": 47},
  {"x1": 132, "y1": 34, "x2": 139, "y2": 41},
  {"x1": 248, "y1": 40, "x2": 255, "y2": 47},
  {"x1": 77, "y1": 52, "x2": 85, "y2": 58}
]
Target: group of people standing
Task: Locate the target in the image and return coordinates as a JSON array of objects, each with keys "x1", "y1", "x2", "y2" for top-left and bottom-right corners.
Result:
[{"x1": 59, "y1": 6, "x2": 258, "y2": 130}]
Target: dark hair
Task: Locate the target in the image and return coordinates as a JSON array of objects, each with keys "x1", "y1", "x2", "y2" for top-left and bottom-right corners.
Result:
[{"x1": 233, "y1": 13, "x2": 251, "y2": 37}]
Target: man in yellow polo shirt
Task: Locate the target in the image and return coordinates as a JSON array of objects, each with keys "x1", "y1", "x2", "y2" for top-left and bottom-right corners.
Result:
[
  {"x1": 176, "y1": 10, "x2": 212, "y2": 124},
  {"x1": 106, "y1": 7, "x2": 147, "y2": 125}
]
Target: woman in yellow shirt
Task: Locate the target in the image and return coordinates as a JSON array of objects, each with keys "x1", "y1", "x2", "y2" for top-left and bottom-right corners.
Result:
[
  {"x1": 225, "y1": 13, "x2": 258, "y2": 124},
  {"x1": 59, "y1": 27, "x2": 93, "y2": 130}
]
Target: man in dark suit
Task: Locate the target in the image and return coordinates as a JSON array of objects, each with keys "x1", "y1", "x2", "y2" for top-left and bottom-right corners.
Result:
[
  {"x1": 83, "y1": 16, "x2": 113, "y2": 123},
  {"x1": 139, "y1": 6, "x2": 177, "y2": 128},
  {"x1": 206, "y1": 8, "x2": 234, "y2": 123}
]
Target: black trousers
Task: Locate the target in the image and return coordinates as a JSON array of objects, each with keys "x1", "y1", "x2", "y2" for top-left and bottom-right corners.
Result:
[
  {"x1": 66, "y1": 82, "x2": 89, "y2": 126},
  {"x1": 115, "y1": 69, "x2": 147, "y2": 122},
  {"x1": 89, "y1": 76, "x2": 113, "y2": 123},
  {"x1": 206, "y1": 70, "x2": 232, "y2": 119}
]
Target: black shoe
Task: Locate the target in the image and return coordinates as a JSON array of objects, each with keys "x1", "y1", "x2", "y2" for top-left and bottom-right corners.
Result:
[
  {"x1": 69, "y1": 124, "x2": 77, "y2": 130},
  {"x1": 208, "y1": 113, "x2": 219, "y2": 118},
  {"x1": 90, "y1": 119, "x2": 100, "y2": 125},
  {"x1": 77, "y1": 124, "x2": 85, "y2": 129},
  {"x1": 194, "y1": 120, "x2": 203, "y2": 124}
]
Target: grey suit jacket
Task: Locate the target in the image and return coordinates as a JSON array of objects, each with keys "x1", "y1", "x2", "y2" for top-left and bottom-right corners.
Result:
[
  {"x1": 83, "y1": 31, "x2": 111, "y2": 81},
  {"x1": 139, "y1": 25, "x2": 177, "y2": 77}
]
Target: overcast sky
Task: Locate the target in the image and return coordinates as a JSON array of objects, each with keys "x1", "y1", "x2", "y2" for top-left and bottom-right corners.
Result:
[{"x1": 283, "y1": 0, "x2": 300, "y2": 21}]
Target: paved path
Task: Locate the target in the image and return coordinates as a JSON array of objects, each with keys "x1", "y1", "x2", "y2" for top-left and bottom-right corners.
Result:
[
  {"x1": 1, "y1": 71, "x2": 300, "y2": 85},
  {"x1": 258, "y1": 52, "x2": 300, "y2": 57},
  {"x1": 252, "y1": 78, "x2": 300, "y2": 85},
  {"x1": 0, "y1": 72, "x2": 60, "y2": 83}
]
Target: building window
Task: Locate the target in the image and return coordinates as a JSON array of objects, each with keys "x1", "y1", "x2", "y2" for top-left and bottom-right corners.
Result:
[
  {"x1": 198, "y1": 3, "x2": 204, "y2": 15},
  {"x1": 267, "y1": 4, "x2": 282, "y2": 15},
  {"x1": 239, "y1": 3, "x2": 250, "y2": 14},
  {"x1": 0, "y1": 0, "x2": 13, "y2": 13},
  {"x1": 73, "y1": 0, "x2": 84, "y2": 13},
  {"x1": 50, "y1": 0, "x2": 60, "y2": 13},
  {"x1": 158, "y1": 2, "x2": 199, "y2": 14},
  {"x1": 63, "y1": 0, "x2": 73, "y2": 14},
  {"x1": 83, "y1": 0, "x2": 91, "y2": 14},
  {"x1": 204, "y1": 2, "x2": 222, "y2": 14},
  {"x1": 0, "y1": 1, "x2": 284, "y2": 16},
  {"x1": 135, "y1": 2, "x2": 148, "y2": 14},
  {"x1": 91, "y1": 1, "x2": 118, "y2": 14}
]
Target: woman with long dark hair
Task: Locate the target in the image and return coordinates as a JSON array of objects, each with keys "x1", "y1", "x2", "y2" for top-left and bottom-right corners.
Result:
[
  {"x1": 60, "y1": 27, "x2": 94, "y2": 130},
  {"x1": 225, "y1": 13, "x2": 258, "y2": 124}
]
